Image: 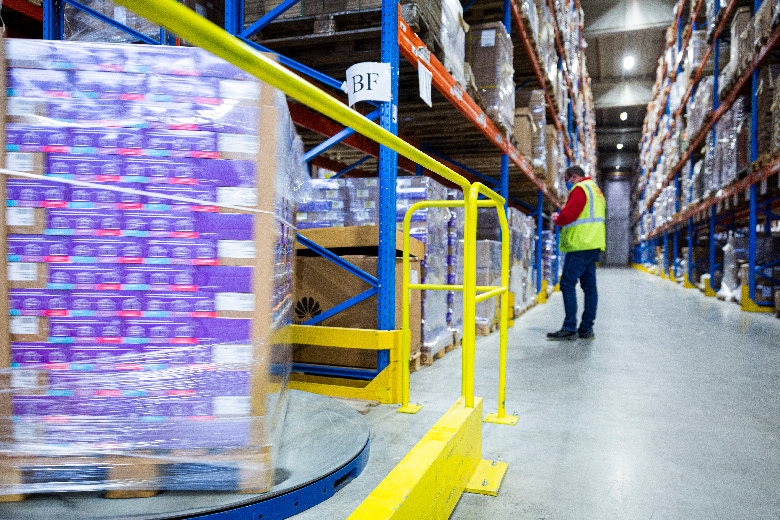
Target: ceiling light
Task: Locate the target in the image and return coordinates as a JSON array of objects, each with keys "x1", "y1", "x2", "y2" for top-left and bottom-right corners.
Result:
[
  {"x1": 616, "y1": 165, "x2": 620, "y2": 170},
  {"x1": 616, "y1": 143, "x2": 624, "y2": 150},
  {"x1": 620, "y1": 111, "x2": 628, "y2": 121},
  {"x1": 623, "y1": 55, "x2": 635, "y2": 71}
]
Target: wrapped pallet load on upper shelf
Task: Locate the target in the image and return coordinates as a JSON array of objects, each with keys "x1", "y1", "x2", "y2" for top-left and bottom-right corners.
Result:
[
  {"x1": 466, "y1": 22, "x2": 515, "y2": 134},
  {"x1": 439, "y1": 0, "x2": 468, "y2": 86},
  {"x1": 0, "y1": 37, "x2": 312, "y2": 496}
]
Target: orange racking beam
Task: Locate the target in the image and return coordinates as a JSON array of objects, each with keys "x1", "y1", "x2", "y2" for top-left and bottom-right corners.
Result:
[
  {"x1": 4, "y1": 0, "x2": 43, "y2": 22},
  {"x1": 398, "y1": 12, "x2": 560, "y2": 205}
]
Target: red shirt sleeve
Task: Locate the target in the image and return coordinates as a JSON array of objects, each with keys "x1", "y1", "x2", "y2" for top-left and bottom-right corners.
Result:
[{"x1": 554, "y1": 186, "x2": 587, "y2": 227}]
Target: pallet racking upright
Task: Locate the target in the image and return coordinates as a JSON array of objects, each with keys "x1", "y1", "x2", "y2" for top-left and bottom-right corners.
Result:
[
  {"x1": 41, "y1": 0, "x2": 597, "y2": 380},
  {"x1": 633, "y1": 0, "x2": 780, "y2": 312}
]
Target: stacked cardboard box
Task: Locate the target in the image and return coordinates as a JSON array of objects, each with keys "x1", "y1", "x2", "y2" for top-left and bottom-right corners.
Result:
[
  {"x1": 2, "y1": 39, "x2": 302, "y2": 494},
  {"x1": 466, "y1": 22, "x2": 515, "y2": 132}
]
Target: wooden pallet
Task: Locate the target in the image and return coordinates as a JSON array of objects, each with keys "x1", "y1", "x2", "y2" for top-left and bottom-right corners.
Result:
[
  {"x1": 475, "y1": 321, "x2": 494, "y2": 337},
  {"x1": 421, "y1": 341, "x2": 451, "y2": 366},
  {"x1": 0, "y1": 447, "x2": 273, "y2": 501}
]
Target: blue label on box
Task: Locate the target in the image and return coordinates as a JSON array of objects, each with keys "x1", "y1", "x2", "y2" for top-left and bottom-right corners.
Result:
[
  {"x1": 7, "y1": 255, "x2": 21, "y2": 262},
  {"x1": 47, "y1": 283, "x2": 74, "y2": 290},
  {"x1": 48, "y1": 337, "x2": 74, "y2": 343},
  {"x1": 145, "y1": 311, "x2": 168, "y2": 318},
  {"x1": 144, "y1": 204, "x2": 169, "y2": 211},
  {"x1": 6, "y1": 145, "x2": 20, "y2": 152},
  {"x1": 122, "y1": 284, "x2": 147, "y2": 291},
  {"x1": 140, "y1": 416, "x2": 166, "y2": 422},
  {"x1": 71, "y1": 257, "x2": 97, "y2": 263},
  {"x1": 45, "y1": 229, "x2": 75, "y2": 236},
  {"x1": 122, "y1": 390, "x2": 145, "y2": 397},
  {"x1": 147, "y1": 150, "x2": 170, "y2": 157},
  {"x1": 145, "y1": 258, "x2": 169, "y2": 265},
  {"x1": 47, "y1": 390, "x2": 72, "y2": 397},
  {"x1": 71, "y1": 147, "x2": 97, "y2": 154},
  {"x1": 125, "y1": 338, "x2": 147, "y2": 344},
  {"x1": 70, "y1": 202, "x2": 94, "y2": 209},
  {"x1": 71, "y1": 311, "x2": 94, "y2": 317}
]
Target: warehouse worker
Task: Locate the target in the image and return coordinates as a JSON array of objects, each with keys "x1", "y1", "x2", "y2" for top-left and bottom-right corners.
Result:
[{"x1": 546, "y1": 165, "x2": 606, "y2": 341}]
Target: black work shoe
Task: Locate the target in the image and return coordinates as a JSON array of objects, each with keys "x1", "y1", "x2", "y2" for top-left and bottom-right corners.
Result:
[
  {"x1": 546, "y1": 329, "x2": 577, "y2": 341},
  {"x1": 578, "y1": 330, "x2": 595, "y2": 340}
]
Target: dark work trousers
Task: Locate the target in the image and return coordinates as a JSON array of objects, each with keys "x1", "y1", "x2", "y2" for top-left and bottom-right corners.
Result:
[{"x1": 559, "y1": 249, "x2": 600, "y2": 332}]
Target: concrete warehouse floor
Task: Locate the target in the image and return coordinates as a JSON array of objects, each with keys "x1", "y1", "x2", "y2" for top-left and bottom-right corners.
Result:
[{"x1": 295, "y1": 267, "x2": 780, "y2": 519}]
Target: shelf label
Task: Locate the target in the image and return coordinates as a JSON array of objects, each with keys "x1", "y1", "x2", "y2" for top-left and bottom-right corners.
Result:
[
  {"x1": 418, "y1": 64, "x2": 432, "y2": 108},
  {"x1": 343, "y1": 62, "x2": 391, "y2": 107}
]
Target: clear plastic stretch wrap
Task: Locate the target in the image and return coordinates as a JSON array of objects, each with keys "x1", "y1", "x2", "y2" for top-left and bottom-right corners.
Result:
[
  {"x1": 475, "y1": 240, "x2": 500, "y2": 327},
  {"x1": 0, "y1": 39, "x2": 309, "y2": 496},
  {"x1": 731, "y1": 8, "x2": 753, "y2": 77},
  {"x1": 396, "y1": 178, "x2": 452, "y2": 354},
  {"x1": 718, "y1": 234, "x2": 740, "y2": 299},
  {"x1": 687, "y1": 75, "x2": 713, "y2": 138},
  {"x1": 542, "y1": 229, "x2": 556, "y2": 286},
  {"x1": 466, "y1": 23, "x2": 515, "y2": 131},
  {"x1": 508, "y1": 208, "x2": 536, "y2": 314},
  {"x1": 529, "y1": 90, "x2": 547, "y2": 171},
  {"x1": 296, "y1": 179, "x2": 349, "y2": 229},
  {"x1": 440, "y1": 0, "x2": 468, "y2": 87},
  {"x1": 446, "y1": 189, "x2": 464, "y2": 340}
]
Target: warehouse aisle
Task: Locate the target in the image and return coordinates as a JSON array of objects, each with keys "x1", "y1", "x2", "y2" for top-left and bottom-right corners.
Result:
[{"x1": 294, "y1": 267, "x2": 780, "y2": 519}]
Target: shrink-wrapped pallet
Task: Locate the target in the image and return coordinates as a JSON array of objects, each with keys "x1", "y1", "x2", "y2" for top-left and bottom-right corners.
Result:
[
  {"x1": 466, "y1": 23, "x2": 515, "y2": 132},
  {"x1": 0, "y1": 39, "x2": 307, "y2": 495}
]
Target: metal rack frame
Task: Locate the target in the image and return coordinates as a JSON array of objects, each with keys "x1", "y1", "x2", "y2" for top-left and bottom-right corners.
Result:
[
  {"x1": 634, "y1": 0, "x2": 780, "y2": 311},
  {"x1": 41, "y1": 0, "x2": 594, "y2": 379}
]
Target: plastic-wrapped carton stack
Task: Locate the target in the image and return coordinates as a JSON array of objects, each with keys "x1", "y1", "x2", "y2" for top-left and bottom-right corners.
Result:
[
  {"x1": 508, "y1": 207, "x2": 537, "y2": 315},
  {"x1": 529, "y1": 90, "x2": 547, "y2": 172},
  {"x1": 475, "y1": 240, "x2": 501, "y2": 334},
  {"x1": 466, "y1": 22, "x2": 515, "y2": 132},
  {"x1": 440, "y1": 0, "x2": 468, "y2": 86},
  {"x1": 2, "y1": 39, "x2": 305, "y2": 494},
  {"x1": 446, "y1": 189, "x2": 464, "y2": 342},
  {"x1": 396, "y1": 178, "x2": 452, "y2": 356}
]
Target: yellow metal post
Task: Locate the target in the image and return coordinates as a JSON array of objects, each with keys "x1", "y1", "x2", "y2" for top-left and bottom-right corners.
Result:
[
  {"x1": 484, "y1": 201, "x2": 518, "y2": 426},
  {"x1": 398, "y1": 204, "x2": 422, "y2": 414},
  {"x1": 462, "y1": 184, "x2": 480, "y2": 408}
]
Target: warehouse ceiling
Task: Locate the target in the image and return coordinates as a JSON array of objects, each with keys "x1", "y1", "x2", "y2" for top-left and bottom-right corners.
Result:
[{"x1": 580, "y1": 0, "x2": 676, "y2": 176}]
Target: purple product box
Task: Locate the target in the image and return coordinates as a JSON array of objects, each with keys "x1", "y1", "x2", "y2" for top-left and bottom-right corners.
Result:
[
  {"x1": 122, "y1": 265, "x2": 197, "y2": 290},
  {"x1": 127, "y1": 45, "x2": 199, "y2": 76},
  {"x1": 144, "y1": 184, "x2": 216, "y2": 207},
  {"x1": 71, "y1": 71, "x2": 142, "y2": 99},
  {"x1": 196, "y1": 159, "x2": 256, "y2": 187},
  {"x1": 48, "y1": 317, "x2": 124, "y2": 343},
  {"x1": 11, "y1": 342, "x2": 69, "y2": 366},
  {"x1": 144, "y1": 129, "x2": 218, "y2": 155},
  {"x1": 160, "y1": 397, "x2": 214, "y2": 417},
  {"x1": 144, "y1": 292, "x2": 216, "y2": 317},
  {"x1": 71, "y1": 127, "x2": 143, "y2": 153},
  {"x1": 125, "y1": 101, "x2": 198, "y2": 131},
  {"x1": 12, "y1": 396, "x2": 69, "y2": 417},
  {"x1": 199, "y1": 319, "x2": 251, "y2": 344},
  {"x1": 123, "y1": 211, "x2": 198, "y2": 237},
  {"x1": 71, "y1": 236, "x2": 143, "y2": 262},
  {"x1": 68, "y1": 345, "x2": 141, "y2": 366},
  {"x1": 200, "y1": 371, "x2": 250, "y2": 396},
  {"x1": 195, "y1": 104, "x2": 260, "y2": 134},
  {"x1": 147, "y1": 75, "x2": 220, "y2": 102},
  {"x1": 69, "y1": 184, "x2": 122, "y2": 205},
  {"x1": 48, "y1": 264, "x2": 123, "y2": 289},
  {"x1": 9, "y1": 289, "x2": 69, "y2": 316},
  {"x1": 48, "y1": 154, "x2": 122, "y2": 181},
  {"x1": 140, "y1": 344, "x2": 201, "y2": 365},
  {"x1": 194, "y1": 47, "x2": 253, "y2": 80},
  {"x1": 7, "y1": 68, "x2": 70, "y2": 95},
  {"x1": 8, "y1": 235, "x2": 70, "y2": 261},
  {"x1": 70, "y1": 291, "x2": 144, "y2": 317},
  {"x1": 6, "y1": 179, "x2": 67, "y2": 207},
  {"x1": 195, "y1": 266, "x2": 253, "y2": 293},
  {"x1": 144, "y1": 238, "x2": 218, "y2": 265},
  {"x1": 49, "y1": 98, "x2": 124, "y2": 124},
  {"x1": 6, "y1": 124, "x2": 70, "y2": 152},
  {"x1": 47, "y1": 209, "x2": 122, "y2": 235},
  {"x1": 124, "y1": 318, "x2": 197, "y2": 344},
  {"x1": 197, "y1": 213, "x2": 253, "y2": 240},
  {"x1": 124, "y1": 157, "x2": 172, "y2": 181}
]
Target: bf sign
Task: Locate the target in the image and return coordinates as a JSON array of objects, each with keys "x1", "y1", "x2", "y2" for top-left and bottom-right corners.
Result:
[{"x1": 343, "y1": 62, "x2": 392, "y2": 106}]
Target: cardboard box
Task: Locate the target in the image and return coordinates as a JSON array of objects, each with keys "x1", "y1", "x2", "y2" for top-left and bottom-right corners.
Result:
[
  {"x1": 513, "y1": 108, "x2": 533, "y2": 159},
  {"x1": 545, "y1": 124, "x2": 558, "y2": 180},
  {"x1": 293, "y1": 255, "x2": 422, "y2": 370}
]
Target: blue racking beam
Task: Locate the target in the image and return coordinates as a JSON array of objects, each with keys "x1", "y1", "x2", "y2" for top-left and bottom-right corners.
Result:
[
  {"x1": 241, "y1": 0, "x2": 303, "y2": 38},
  {"x1": 303, "y1": 109, "x2": 381, "y2": 163},
  {"x1": 43, "y1": 0, "x2": 64, "y2": 40},
  {"x1": 332, "y1": 155, "x2": 372, "y2": 178},
  {"x1": 749, "y1": 0, "x2": 762, "y2": 304},
  {"x1": 536, "y1": 190, "x2": 544, "y2": 292}
]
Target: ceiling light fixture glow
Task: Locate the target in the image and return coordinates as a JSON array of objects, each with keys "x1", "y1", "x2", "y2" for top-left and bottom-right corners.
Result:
[
  {"x1": 620, "y1": 111, "x2": 628, "y2": 121},
  {"x1": 616, "y1": 143, "x2": 624, "y2": 150},
  {"x1": 623, "y1": 55, "x2": 635, "y2": 71}
]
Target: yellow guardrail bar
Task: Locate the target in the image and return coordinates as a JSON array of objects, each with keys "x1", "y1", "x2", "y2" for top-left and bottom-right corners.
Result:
[{"x1": 112, "y1": 0, "x2": 471, "y2": 194}]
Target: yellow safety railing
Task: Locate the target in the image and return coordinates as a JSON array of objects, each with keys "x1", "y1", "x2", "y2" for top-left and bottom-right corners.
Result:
[
  {"x1": 399, "y1": 186, "x2": 517, "y2": 424},
  {"x1": 113, "y1": 0, "x2": 516, "y2": 421}
]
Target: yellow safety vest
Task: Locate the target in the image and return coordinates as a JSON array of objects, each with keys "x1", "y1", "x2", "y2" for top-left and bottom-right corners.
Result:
[{"x1": 559, "y1": 178, "x2": 606, "y2": 252}]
